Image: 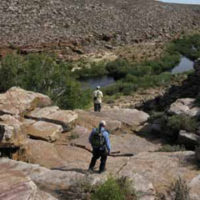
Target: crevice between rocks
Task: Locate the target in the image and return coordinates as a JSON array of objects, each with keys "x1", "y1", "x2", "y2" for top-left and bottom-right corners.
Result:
[
  {"x1": 0, "y1": 110, "x2": 14, "y2": 116},
  {"x1": 27, "y1": 134, "x2": 50, "y2": 142},
  {"x1": 0, "y1": 144, "x2": 20, "y2": 158},
  {"x1": 0, "y1": 109, "x2": 72, "y2": 133},
  {"x1": 116, "y1": 158, "x2": 130, "y2": 174}
]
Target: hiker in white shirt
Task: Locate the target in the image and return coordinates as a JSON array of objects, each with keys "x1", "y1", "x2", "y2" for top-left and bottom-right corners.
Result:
[{"x1": 93, "y1": 86, "x2": 103, "y2": 112}]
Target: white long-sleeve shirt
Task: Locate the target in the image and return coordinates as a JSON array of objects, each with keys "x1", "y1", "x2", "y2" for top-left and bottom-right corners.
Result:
[{"x1": 93, "y1": 89, "x2": 103, "y2": 104}]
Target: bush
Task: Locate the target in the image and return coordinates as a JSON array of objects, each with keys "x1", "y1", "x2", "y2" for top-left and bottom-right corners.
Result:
[
  {"x1": 170, "y1": 34, "x2": 200, "y2": 60},
  {"x1": 91, "y1": 176, "x2": 137, "y2": 200},
  {"x1": 68, "y1": 132, "x2": 80, "y2": 140},
  {"x1": 74, "y1": 61, "x2": 108, "y2": 79},
  {"x1": 104, "y1": 72, "x2": 172, "y2": 97},
  {"x1": 156, "y1": 177, "x2": 190, "y2": 200},
  {"x1": 168, "y1": 177, "x2": 190, "y2": 200},
  {"x1": 156, "y1": 145, "x2": 186, "y2": 152},
  {"x1": 195, "y1": 93, "x2": 200, "y2": 106},
  {"x1": 0, "y1": 53, "x2": 91, "y2": 110},
  {"x1": 167, "y1": 114, "x2": 198, "y2": 133},
  {"x1": 149, "y1": 112, "x2": 166, "y2": 123},
  {"x1": 106, "y1": 59, "x2": 131, "y2": 79}
]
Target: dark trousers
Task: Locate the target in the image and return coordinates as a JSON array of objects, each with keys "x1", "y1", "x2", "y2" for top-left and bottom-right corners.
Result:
[
  {"x1": 89, "y1": 148, "x2": 107, "y2": 172},
  {"x1": 94, "y1": 103, "x2": 101, "y2": 112}
]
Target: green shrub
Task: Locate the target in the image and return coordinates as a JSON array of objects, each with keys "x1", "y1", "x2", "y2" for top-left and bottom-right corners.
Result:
[
  {"x1": 104, "y1": 72, "x2": 172, "y2": 97},
  {"x1": 149, "y1": 112, "x2": 166, "y2": 123},
  {"x1": 91, "y1": 177, "x2": 125, "y2": 200},
  {"x1": 68, "y1": 132, "x2": 80, "y2": 140},
  {"x1": 156, "y1": 177, "x2": 190, "y2": 200},
  {"x1": 106, "y1": 59, "x2": 131, "y2": 79},
  {"x1": 167, "y1": 114, "x2": 198, "y2": 133},
  {"x1": 74, "y1": 61, "x2": 108, "y2": 79},
  {"x1": 156, "y1": 145, "x2": 186, "y2": 152},
  {"x1": 168, "y1": 177, "x2": 190, "y2": 200},
  {"x1": 91, "y1": 176, "x2": 137, "y2": 200},
  {"x1": 0, "y1": 54, "x2": 26, "y2": 91},
  {"x1": 195, "y1": 93, "x2": 200, "y2": 106},
  {"x1": 0, "y1": 53, "x2": 91, "y2": 110},
  {"x1": 170, "y1": 34, "x2": 200, "y2": 60}
]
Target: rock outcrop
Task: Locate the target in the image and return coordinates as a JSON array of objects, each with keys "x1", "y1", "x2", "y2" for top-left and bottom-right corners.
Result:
[
  {"x1": 169, "y1": 98, "x2": 200, "y2": 117},
  {"x1": 1, "y1": 150, "x2": 200, "y2": 200},
  {"x1": 178, "y1": 130, "x2": 200, "y2": 149},
  {"x1": 77, "y1": 108, "x2": 149, "y2": 132},
  {"x1": 26, "y1": 106, "x2": 78, "y2": 130},
  {"x1": 0, "y1": 87, "x2": 52, "y2": 116},
  {"x1": 0, "y1": 87, "x2": 78, "y2": 157},
  {"x1": 1, "y1": 86, "x2": 200, "y2": 199},
  {"x1": 0, "y1": 162, "x2": 58, "y2": 200}
]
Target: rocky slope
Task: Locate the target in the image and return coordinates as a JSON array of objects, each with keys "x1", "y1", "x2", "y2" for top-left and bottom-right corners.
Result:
[
  {"x1": 0, "y1": 0, "x2": 200, "y2": 56},
  {"x1": 0, "y1": 85, "x2": 200, "y2": 199},
  {"x1": 1, "y1": 58, "x2": 200, "y2": 199}
]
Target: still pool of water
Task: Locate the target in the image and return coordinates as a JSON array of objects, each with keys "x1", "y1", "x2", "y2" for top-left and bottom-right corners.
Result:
[
  {"x1": 80, "y1": 76, "x2": 115, "y2": 89},
  {"x1": 158, "y1": 0, "x2": 200, "y2": 5},
  {"x1": 171, "y1": 56, "x2": 194, "y2": 74}
]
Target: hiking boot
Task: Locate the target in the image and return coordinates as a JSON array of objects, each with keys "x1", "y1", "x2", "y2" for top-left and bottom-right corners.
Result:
[
  {"x1": 87, "y1": 168, "x2": 94, "y2": 174},
  {"x1": 99, "y1": 169, "x2": 106, "y2": 174}
]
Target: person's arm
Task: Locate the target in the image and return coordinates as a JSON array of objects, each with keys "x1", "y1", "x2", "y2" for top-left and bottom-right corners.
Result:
[
  {"x1": 101, "y1": 91, "x2": 103, "y2": 98},
  {"x1": 93, "y1": 90, "x2": 97, "y2": 97},
  {"x1": 89, "y1": 129, "x2": 95, "y2": 144},
  {"x1": 103, "y1": 131, "x2": 111, "y2": 154}
]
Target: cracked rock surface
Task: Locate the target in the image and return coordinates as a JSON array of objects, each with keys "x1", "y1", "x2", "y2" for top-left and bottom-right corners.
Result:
[{"x1": 0, "y1": 87, "x2": 200, "y2": 199}]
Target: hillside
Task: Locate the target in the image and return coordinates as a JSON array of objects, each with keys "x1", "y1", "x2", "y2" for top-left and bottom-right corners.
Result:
[{"x1": 0, "y1": 0, "x2": 200, "y2": 55}]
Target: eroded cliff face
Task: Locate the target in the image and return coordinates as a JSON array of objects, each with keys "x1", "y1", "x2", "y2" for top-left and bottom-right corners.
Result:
[{"x1": 0, "y1": 0, "x2": 200, "y2": 56}]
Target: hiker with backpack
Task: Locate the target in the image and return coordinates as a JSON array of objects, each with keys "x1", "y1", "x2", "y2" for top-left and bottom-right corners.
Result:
[
  {"x1": 93, "y1": 86, "x2": 103, "y2": 112},
  {"x1": 88, "y1": 120, "x2": 111, "y2": 173}
]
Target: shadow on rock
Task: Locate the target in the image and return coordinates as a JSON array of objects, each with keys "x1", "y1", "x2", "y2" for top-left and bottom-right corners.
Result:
[{"x1": 50, "y1": 167, "x2": 89, "y2": 174}]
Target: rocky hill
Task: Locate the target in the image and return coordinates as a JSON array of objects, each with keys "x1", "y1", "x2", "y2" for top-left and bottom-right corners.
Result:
[{"x1": 0, "y1": 0, "x2": 200, "y2": 55}]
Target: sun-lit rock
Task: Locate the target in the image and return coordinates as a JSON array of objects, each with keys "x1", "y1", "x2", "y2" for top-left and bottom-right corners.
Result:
[{"x1": 0, "y1": 87, "x2": 52, "y2": 115}]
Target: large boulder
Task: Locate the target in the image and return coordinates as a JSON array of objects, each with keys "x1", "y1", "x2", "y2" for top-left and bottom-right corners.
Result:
[
  {"x1": 0, "y1": 158, "x2": 156, "y2": 200},
  {"x1": 189, "y1": 174, "x2": 200, "y2": 200},
  {"x1": 0, "y1": 158, "x2": 85, "y2": 194},
  {"x1": 96, "y1": 108, "x2": 149, "y2": 128},
  {"x1": 77, "y1": 108, "x2": 149, "y2": 132},
  {"x1": 0, "y1": 115, "x2": 25, "y2": 146},
  {"x1": 23, "y1": 119, "x2": 62, "y2": 142},
  {"x1": 1, "y1": 150, "x2": 199, "y2": 200},
  {"x1": 0, "y1": 87, "x2": 52, "y2": 116},
  {"x1": 118, "y1": 151, "x2": 199, "y2": 195},
  {"x1": 22, "y1": 139, "x2": 65, "y2": 168},
  {"x1": 178, "y1": 130, "x2": 200, "y2": 149},
  {"x1": 26, "y1": 106, "x2": 78, "y2": 131},
  {"x1": 168, "y1": 98, "x2": 200, "y2": 117},
  {"x1": 77, "y1": 110, "x2": 122, "y2": 132},
  {"x1": 0, "y1": 162, "x2": 57, "y2": 200}
]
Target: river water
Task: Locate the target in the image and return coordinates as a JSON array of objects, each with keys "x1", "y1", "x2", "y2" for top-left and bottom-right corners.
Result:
[
  {"x1": 157, "y1": 0, "x2": 200, "y2": 5},
  {"x1": 80, "y1": 76, "x2": 115, "y2": 89},
  {"x1": 80, "y1": 56, "x2": 194, "y2": 89},
  {"x1": 171, "y1": 56, "x2": 194, "y2": 74}
]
